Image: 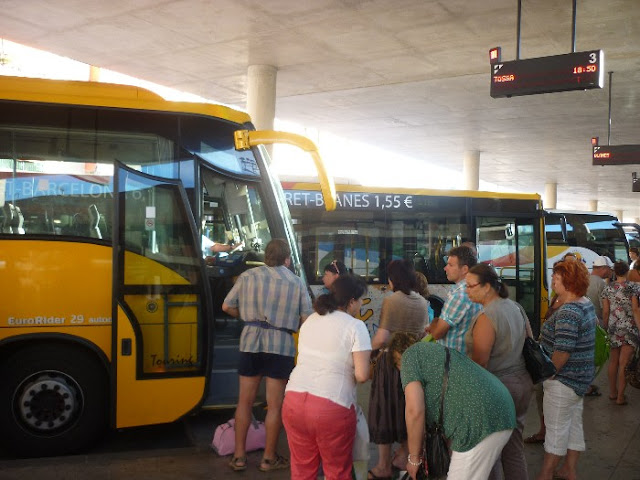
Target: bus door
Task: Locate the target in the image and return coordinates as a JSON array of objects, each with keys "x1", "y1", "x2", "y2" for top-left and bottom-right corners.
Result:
[
  {"x1": 198, "y1": 167, "x2": 273, "y2": 407},
  {"x1": 112, "y1": 163, "x2": 211, "y2": 429},
  {"x1": 476, "y1": 216, "x2": 539, "y2": 336}
]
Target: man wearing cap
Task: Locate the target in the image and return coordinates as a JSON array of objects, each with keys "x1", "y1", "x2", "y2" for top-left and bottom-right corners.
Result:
[{"x1": 586, "y1": 256, "x2": 613, "y2": 324}]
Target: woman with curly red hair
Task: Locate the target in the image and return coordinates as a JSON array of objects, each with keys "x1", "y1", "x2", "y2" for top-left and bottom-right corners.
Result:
[{"x1": 536, "y1": 260, "x2": 596, "y2": 480}]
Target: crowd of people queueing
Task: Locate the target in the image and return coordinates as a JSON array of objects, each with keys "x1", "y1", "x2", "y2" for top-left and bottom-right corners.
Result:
[{"x1": 221, "y1": 239, "x2": 640, "y2": 480}]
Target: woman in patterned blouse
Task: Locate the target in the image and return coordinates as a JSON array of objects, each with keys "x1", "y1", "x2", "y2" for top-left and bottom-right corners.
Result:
[{"x1": 601, "y1": 260, "x2": 640, "y2": 406}]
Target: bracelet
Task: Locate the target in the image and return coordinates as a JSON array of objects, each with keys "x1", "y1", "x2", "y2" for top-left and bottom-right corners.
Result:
[{"x1": 407, "y1": 453, "x2": 422, "y2": 466}]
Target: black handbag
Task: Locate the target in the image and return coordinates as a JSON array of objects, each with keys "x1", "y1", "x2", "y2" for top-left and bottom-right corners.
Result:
[
  {"x1": 518, "y1": 305, "x2": 556, "y2": 384},
  {"x1": 423, "y1": 346, "x2": 452, "y2": 479},
  {"x1": 400, "y1": 347, "x2": 451, "y2": 480},
  {"x1": 400, "y1": 470, "x2": 427, "y2": 480},
  {"x1": 523, "y1": 336, "x2": 556, "y2": 384}
]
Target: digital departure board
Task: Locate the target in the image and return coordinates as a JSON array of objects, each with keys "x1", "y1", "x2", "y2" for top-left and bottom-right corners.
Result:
[
  {"x1": 592, "y1": 145, "x2": 640, "y2": 166},
  {"x1": 490, "y1": 50, "x2": 604, "y2": 98}
]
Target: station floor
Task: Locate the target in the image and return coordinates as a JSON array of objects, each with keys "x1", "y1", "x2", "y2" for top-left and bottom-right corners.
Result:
[{"x1": 0, "y1": 364, "x2": 638, "y2": 479}]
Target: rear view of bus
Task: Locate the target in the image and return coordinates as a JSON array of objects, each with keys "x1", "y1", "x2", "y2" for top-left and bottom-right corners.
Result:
[
  {"x1": 545, "y1": 210, "x2": 630, "y2": 282},
  {"x1": 0, "y1": 76, "x2": 330, "y2": 457}
]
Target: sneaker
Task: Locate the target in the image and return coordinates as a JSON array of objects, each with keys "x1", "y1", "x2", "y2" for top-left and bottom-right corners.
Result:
[{"x1": 258, "y1": 453, "x2": 290, "y2": 472}]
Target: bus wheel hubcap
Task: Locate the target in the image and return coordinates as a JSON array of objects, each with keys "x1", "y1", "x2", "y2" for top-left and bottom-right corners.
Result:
[{"x1": 16, "y1": 372, "x2": 81, "y2": 432}]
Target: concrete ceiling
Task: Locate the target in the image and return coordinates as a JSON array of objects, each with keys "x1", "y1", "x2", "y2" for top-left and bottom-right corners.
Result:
[{"x1": 1, "y1": 0, "x2": 640, "y2": 218}]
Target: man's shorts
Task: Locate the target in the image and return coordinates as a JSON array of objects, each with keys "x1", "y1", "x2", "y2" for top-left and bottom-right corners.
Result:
[{"x1": 237, "y1": 352, "x2": 295, "y2": 379}]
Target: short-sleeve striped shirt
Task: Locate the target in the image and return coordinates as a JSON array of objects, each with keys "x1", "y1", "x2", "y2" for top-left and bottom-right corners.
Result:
[
  {"x1": 438, "y1": 279, "x2": 482, "y2": 354},
  {"x1": 223, "y1": 265, "x2": 313, "y2": 357},
  {"x1": 540, "y1": 298, "x2": 596, "y2": 396}
]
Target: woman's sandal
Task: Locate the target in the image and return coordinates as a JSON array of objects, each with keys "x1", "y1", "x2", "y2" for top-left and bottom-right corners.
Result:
[
  {"x1": 258, "y1": 453, "x2": 290, "y2": 472},
  {"x1": 585, "y1": 385, "x2": 601, "y2": 396},
  {"x1": 228, "y1": 456, "x2": 247, "y2": 472},
  {"x1": 524, "y1": 433, "x2": 545, "y2": 444},
  {"x1": 367, "y1": 470, "x2": 392, "y2": 480}
]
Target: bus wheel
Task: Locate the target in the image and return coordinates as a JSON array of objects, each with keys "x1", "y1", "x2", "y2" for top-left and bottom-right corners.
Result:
[{"x1": 0, "y1": 345, "x2": 108, "y2": 457}]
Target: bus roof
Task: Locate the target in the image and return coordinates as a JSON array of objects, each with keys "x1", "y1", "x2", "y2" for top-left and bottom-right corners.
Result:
[
  {"x1": 0, "y1": 75, "x2": 251, "y2": 125},
  {"x1": 546, "y1": 209, "x2": 617, "y2": 219},
  {"x1": 283, "y1": 181, "x2": 542, "y2": 202}
]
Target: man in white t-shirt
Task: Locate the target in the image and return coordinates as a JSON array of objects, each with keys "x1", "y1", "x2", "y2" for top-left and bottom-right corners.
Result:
[
  {"x1": 201, "y1": 234, "x2": 243, "y2": 256},
  {"x1": 630, "y1": 247, "x2": 638, "y2": 270}
]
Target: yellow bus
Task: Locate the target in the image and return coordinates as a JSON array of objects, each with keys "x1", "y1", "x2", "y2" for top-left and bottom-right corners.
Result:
[
  {"x1": 0, "y1": 75, "x2": 334, "y2": 457},
  {"x1": 283, "y1": 182, "x2": 545, "y2": 336}
]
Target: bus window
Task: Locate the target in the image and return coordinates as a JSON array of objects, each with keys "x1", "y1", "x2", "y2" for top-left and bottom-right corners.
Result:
[
  {"x1": 200, "y1": 168, "x2": 272, "y2": 256},
  {"x1": 290, "y1": 208, "x2": 381, "y2": 283},
  {"x1": 565, "y1": 215, "x2": 627, "y2": 260},
  {"x1": 345, "y1": 225, "x2": 381, "y2": 280},
  {"x1": 181, "y1": 116, "x2": 261, "y2": 178},
  {"x1": 393, "y1": 213, "x2": 469, "y2": 286},
  {"x1": 476, "y1": 217, "x2": 537, "y2": 332},
  {"x1": 544, "y1": 214, "x2": 567, "y2": 246},
  {"x1": 477, "y1": 220, "x2": 517, "y2": 267},
  {"x1": 0, "y1": 126, "x2": 115, "y2": 239},
  {"x1": 313, "y1": 222, "x2": 382, "y2": 281},
  {"x1": 202, "y1": 197, "x2": 230, "y2": 256},
  {"x1": 547, "y1": 212, "x2": 628, "y2": 263},
  {"x1": 622, "y1": 224, "x2": 640, "y2": 250},
  {"x1": 545, "y1": 211, "x2": 629, "y2": 295}
]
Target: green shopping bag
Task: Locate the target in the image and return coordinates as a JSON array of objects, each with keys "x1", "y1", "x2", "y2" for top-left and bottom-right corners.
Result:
[{"x1": 594, "y1": 324, "x2": 610, "y2": 376}]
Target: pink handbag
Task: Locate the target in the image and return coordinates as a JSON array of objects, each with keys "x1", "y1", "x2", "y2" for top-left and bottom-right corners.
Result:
[{"x1": 211, "y1": 418, "x2": 266, "y2": 456}]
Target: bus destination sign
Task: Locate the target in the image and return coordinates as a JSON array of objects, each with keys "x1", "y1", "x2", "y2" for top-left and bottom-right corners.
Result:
[
  {"x1": 593, "y1": 145, "x2": 640, "y2": 166},
  {"x1": 490, "y1": 50, "x2": 604, "y2": 98},
  {"x1": 285, "y1": 190, "x2": 414, "y2": 211}
]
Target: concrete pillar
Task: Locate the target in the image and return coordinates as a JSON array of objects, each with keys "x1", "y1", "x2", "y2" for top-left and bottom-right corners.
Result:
[
  {"x1": 89, "y1": 65, "x2": 100, "y2": 82},
  {"x1": 247, "y1": 65, "x2": 277, "y2": 162},
  {"x1": 463, "y1": 150, "x2": 480, "y2": 191},
  {"x1": 544, "y1": 182, "x2": 557, "y2": 210},
  {"x1": 588, "y1": 200, "x2": 598, "y2": 212},
  {"x1": 616, "y1": 210, "x2": 624, "y2": 222}
]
